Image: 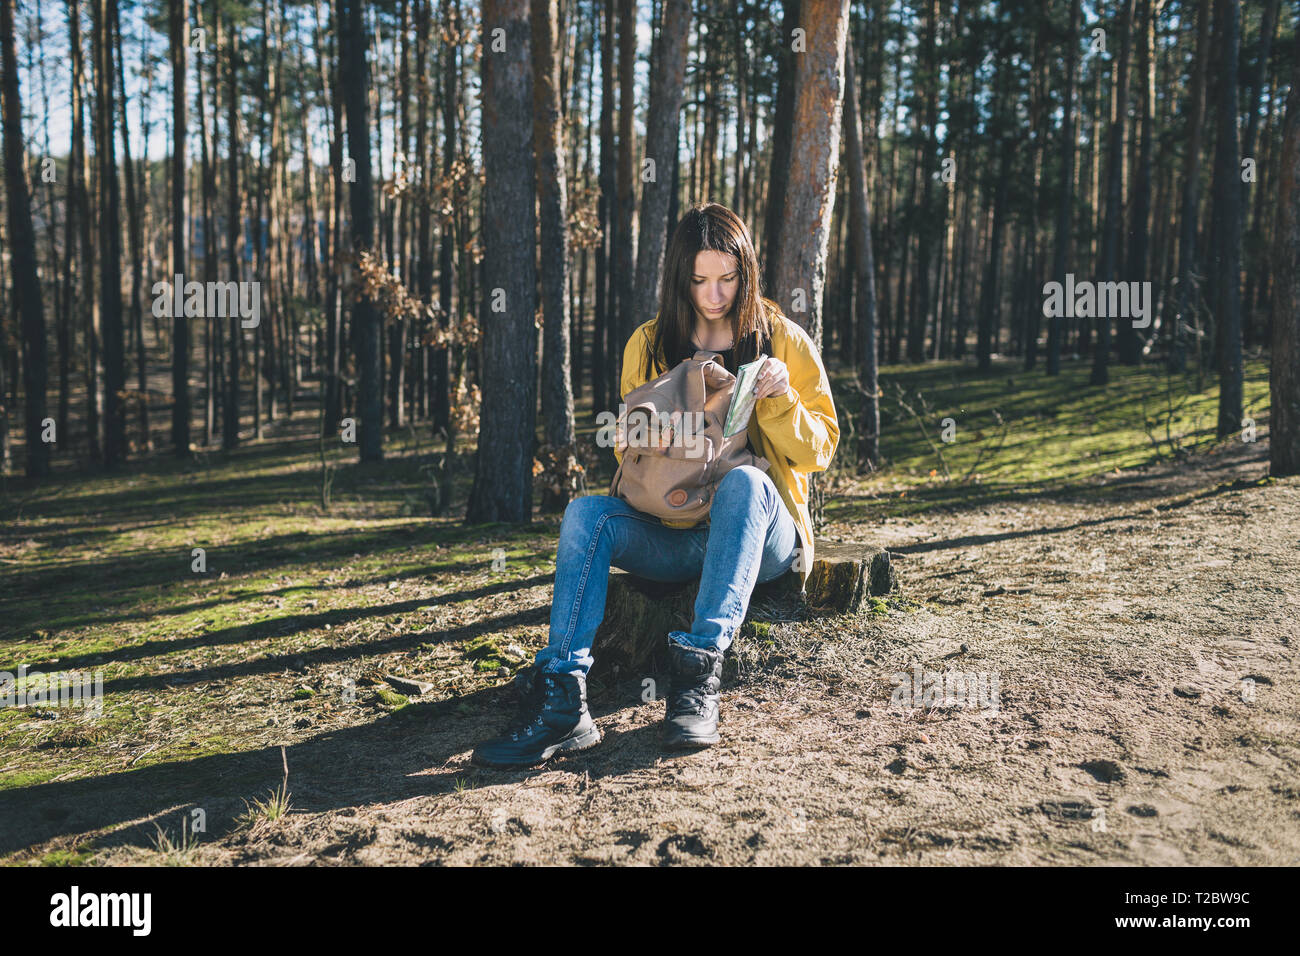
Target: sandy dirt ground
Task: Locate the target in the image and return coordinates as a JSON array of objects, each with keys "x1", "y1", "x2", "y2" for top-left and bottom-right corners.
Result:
[{"x1": 3, "y1": 441, "x2": 1297, "y2": 866}]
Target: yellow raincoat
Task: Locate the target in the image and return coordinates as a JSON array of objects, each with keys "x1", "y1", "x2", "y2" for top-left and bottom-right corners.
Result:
[{"x1": 613, "y1": 308, "x2": 840, "y2": 589}]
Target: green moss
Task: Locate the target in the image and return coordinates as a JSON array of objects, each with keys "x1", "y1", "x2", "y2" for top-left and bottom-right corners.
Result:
[
  {"x1": 464, "y1": 638, "x2": 510, "y2": 671},
  {"x1": 36, "y1": 843, "x2": 99, "y2": 867},
  {"x1": 463, "y1": 638, "x2": 502, "y2": 660},
  {"x1": 0, "y1": 768, "x2": 62, "y2": 791},
  {"x1": 374, "y1": 688, "x2": 409, "y2": 708},
  {"x1": 291, "y1": 688, "x2": 315, "y2": 701}
]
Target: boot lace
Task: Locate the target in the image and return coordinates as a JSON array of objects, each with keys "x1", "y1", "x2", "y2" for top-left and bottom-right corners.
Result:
[
  {"x1": 507, "y1": 677, "x2": 556, "y2": 739},
  {"x1": 667, "y1": 668, "x2": 715, "y2": 717},
  {"x1": 666, "y1": 646, "x2": 718, "y2": 717},
  {"x1": 668, "y1": 687, "x2": 710, "y2": 717}
]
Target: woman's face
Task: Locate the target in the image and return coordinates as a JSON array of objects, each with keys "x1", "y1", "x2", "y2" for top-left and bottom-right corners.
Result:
[{"x1": 689, "y1": 250, "x2": 740, "y2": 325}]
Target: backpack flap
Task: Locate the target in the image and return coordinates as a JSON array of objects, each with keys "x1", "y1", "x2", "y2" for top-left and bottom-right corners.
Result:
[
  {"x1": 691, "y1": 350, "x2": 736, "y2": 397},
  {"x1": 619, "y1": 401, "x2": 674, "y2": 459},
  {"x1": 608, "y1": 348, "x2": 751, "y2": 522}
]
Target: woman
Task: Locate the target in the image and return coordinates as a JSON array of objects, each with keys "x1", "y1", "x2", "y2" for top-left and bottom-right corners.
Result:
[{"x1": 473, "y1": 202, "x2": 839, "y2": 768}]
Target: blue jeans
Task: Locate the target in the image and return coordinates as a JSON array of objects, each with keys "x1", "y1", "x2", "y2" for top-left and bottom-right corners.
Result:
[{"x1": 535, "y1": 464, "x2": 799, "y2": 677}]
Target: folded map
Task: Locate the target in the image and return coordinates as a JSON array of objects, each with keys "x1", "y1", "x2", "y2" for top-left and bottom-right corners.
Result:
[{"x1": 722, "y1": 357, "x2": 768, "y2": 438}]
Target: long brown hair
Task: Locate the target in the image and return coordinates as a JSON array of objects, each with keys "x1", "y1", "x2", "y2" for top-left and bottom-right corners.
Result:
[{"x1": 640, "y1": 202, "x2": 776, "y2": 380}]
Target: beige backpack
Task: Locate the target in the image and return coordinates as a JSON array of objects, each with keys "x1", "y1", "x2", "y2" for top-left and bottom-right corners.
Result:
[{"x1": 610, "y1": 349, "x2": 771, "y2": 522}]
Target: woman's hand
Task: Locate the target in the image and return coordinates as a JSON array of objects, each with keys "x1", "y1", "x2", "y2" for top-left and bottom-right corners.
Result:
[{"x1": 753, "y1": 357, "x2": 790, "y2": 400}]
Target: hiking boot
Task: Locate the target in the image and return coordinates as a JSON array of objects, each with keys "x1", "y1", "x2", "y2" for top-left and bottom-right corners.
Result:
[
  {"x1": 661, "y1": 637, "x2": 723, "y2": 749},
  {"x1": 472, "y1": 670, "x2": 601, "y2": 768},
  {"x1": 507, "y1": 664, "x2": 545, "y2": 723}
]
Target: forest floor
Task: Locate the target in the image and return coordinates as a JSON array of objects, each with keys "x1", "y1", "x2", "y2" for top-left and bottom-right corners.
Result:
[{"x1": 1, "y1": 355, "x2": 1297, "y2": 866}]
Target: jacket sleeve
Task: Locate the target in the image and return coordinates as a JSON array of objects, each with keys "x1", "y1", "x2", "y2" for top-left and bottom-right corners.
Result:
[
  {"x1": 754, "y1": 323, "x2": 840, "y2": 474},
  {"x1": 614, "y1": 324, "x2": 655, "y2": 468}
]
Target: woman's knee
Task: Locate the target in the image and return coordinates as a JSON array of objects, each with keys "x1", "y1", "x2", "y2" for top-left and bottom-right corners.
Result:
[
  {"x1": 559, "y1": 494, "x2": 621, "y2": 546},
  {"x1": 715, "y1": 465, "x2": 772, "y2": 506},
  {"x1": 563, "y1": 493, "x2": 619, "y2": 522}
]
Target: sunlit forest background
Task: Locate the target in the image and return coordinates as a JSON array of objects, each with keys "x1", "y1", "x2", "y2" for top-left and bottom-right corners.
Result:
[
  {"x1": 1, "y1": 0, "x2": 1297, "y2": 500},
  {"x1": 4, "y1": 0, "x2": 1300, "y2": 868}
]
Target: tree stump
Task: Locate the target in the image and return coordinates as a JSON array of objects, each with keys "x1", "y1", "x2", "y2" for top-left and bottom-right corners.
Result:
[{"x1": 589, "y1": 541, "x2": 898, "y2": 681}]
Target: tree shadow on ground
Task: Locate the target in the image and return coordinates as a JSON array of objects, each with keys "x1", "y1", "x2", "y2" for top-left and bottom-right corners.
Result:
[
  {"x1": 21, "y1": 575, "x2": 554, "y2": 680},
  {"x1": 0, "y1": 672, "x2": 672, "y2": 859},
  {"x1": 825, "y1": 439, "x2": 1270, "y2": 528},
  {"x1": 883, "y1": 473, "x2": 1262, "y2": 558},
  {"x1": 1, "y1": 516, "x2": 552, "y2": 643}
]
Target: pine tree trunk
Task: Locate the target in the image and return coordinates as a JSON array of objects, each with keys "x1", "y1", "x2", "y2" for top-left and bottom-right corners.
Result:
[
  {"x1": 223, "y1": 13, "x2": 242, "y2": 450},
  {"x1": 768, "y1": 0, "x2": 850, "y2": 349},
  {"x1": 0, "y1": 0, "x2": 50, "y2": 476},
  {"x1": 465, "y1": 0, "x2": 538, "y2": 522},
  {"x1": 731, "y1": 2, "x2": 748, "y2": 217},
  {"x1": 629, "y1": 0, "x2": 690, "y2": 342},
  {"x1": 60, "y1": 0, "x2": 83, "y2": 445},
  {"x1": 592, "y1": 0, "x2": 614, "y2": 414},
  {"x1": 1119, "y1": 0, "x2": 1152, "y2": 366},
  {"x1": 413, "y1": 0, "x2": 432, "y2": 420},
  {"x1": 339, "y1": 0, "x2": 383, "y2": 461},
  {"x1": 1272, "y1": 32, "x2": 1300, "y2": 477},
  {"x1": 73, "y1": 0, "x2": 96, "y2": 461},
  {"x1": 613, "y1": 0, "x2": 636, "y2": 355},
  {"x1": 109, "y1": 1, "x2": 141, "y2": 453},
  {"x1": 200, "y1": 0, "x2": 218, "y2": 446},
  {"x1": 433, "y1": 0, "x2": 460, "y2": 434},
  {"x1": 32, "y1": 4, "x2": 65, "y2": 459},
  {"x1": 908, "y1": 0, "x2": 939, "y2": 363},
  {"x1": 1023, "y1": 11, "x2": 1047, "y2": 370},
  {"x1": 532, "y1": 0, "x2": 579, "y2": 512},
  {"x1": 1240, "y1": 0, "x2": 1280, "y2": 349},
  {"x1": 1090, "y1": 0, "x2": 1133, "y2": 387},
  {"x1": 843, "y1": 28, "x2": 879, "y2": 471},
  {"x1": 1048, "y1": 0, "x2": 1080, "y2": 375},
  {"x1": 315, "y1": 0, "x2": 342, "y2": 436},
  {"x1": 1211, "y1": 0, "x2": 1242, "y2": 437},
  {"x1": 132, "y1": 16, "x2": 155, "y2": 451},
  {"x1": 251, "y1": 2, "x2": 272, "y2": 437},
  {"x1": 762, "y1": 0, "x2": 799, "y2": 296},
  {"x1": 977, "y1": 47, "x2": 1013, "y2": 374},
  {"x1": 1167, "y1": 0, "x2": 1211, "y2": 372},
  {"x1": 93, "y1": 0, "x2": 126, "y2": 466}
]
